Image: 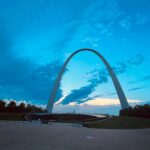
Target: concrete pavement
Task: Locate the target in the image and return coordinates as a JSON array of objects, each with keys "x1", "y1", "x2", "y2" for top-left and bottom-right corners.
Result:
[{"x1": 0, "y1": 121, "x2": 150, "y2": 150}]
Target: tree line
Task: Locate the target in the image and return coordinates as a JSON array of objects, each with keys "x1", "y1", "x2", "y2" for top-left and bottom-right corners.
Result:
[
  {"x1": 120, "y1": 104, "x2": 150, "y2": 118},
  {"x1": 0, "y1": 100, "x2": 47, "y2": 113}
]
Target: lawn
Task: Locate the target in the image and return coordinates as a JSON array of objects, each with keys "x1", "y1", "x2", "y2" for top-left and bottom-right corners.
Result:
[
  {"x1": 86, "y1": 116, "x2": 150, "y2": 129},
  {"x1": 0, "y1": 113, "x2": 25, "y2": 121}
]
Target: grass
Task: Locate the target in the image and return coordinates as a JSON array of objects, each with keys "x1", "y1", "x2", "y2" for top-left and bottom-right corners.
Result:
[
  {"x1": 1, "y1": 113, "x2": 150, "y2": 129},
  {"x1": 86, "y1": 116, "x2": 150, "y2": 129},
  {"x1": 0, "y1": 113, "x2": 25, "y2": 121}
]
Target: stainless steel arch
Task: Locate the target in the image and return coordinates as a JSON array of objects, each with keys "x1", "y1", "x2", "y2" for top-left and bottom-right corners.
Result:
[{"x1": 46, "y1": 48, "x2": 129, "y2": 113}]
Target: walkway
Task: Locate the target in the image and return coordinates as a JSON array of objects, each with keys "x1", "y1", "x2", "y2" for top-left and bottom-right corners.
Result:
[{"x1": 0, "y1": 121, "x2": 150, "y2": 150}]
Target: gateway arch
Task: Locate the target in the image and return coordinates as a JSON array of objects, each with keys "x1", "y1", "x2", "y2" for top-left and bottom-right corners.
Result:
[{"x1": 46, "y1": 48, "x2": 129, "y2": 113}]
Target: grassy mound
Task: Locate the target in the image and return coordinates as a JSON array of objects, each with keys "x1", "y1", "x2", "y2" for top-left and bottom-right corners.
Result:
[{"x1": 86, "y1": 116, "x2": 150, "y2": 129}]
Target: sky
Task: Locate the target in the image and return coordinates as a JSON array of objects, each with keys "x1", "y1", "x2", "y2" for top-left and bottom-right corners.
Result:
[{"x1": 0, "y1": 0, "x2": 150, "y2": 115}]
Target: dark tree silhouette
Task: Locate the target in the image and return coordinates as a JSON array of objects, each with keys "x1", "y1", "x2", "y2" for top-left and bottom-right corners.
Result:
[
  {"x1": 7, "y1": 101, "x2": 17, "y2": 112},
  {"x1": 16, "y1": 103, "x2": 26, "y2": 113},
  {"x1": 120, "y1": 104, "x2": 150, "y2": 118},
  {"x1": 7, "y1": 101, "x2": 16, "y2": 107},
  {"x1": 0, "y1": 99, "x2": 46, "y2": 113},
  {"x1": 26, "y1": 104, "x2": 34, "y2": 112},
  {"x1": 0, "y1": 100, "x2": 6, "y2": 112}
]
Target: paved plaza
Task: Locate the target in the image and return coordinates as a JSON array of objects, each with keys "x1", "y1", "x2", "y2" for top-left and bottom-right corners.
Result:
[{"x1": 0, "y1": 121, "x2": 150, "y2": 150}]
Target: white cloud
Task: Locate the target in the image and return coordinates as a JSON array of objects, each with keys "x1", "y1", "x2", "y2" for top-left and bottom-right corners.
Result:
[
  {"x1": 66, "y1": 98, "x2": 142, "y2": 107},
  {"x1": 120, "y1": 16, "x2": 132, "y2": 31},
  {"x1": 3, "y1": 98, "x2": 30, "y2": 106}
]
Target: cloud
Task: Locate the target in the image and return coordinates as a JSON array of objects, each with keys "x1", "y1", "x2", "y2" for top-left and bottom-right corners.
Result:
[
  {"x1": 61, "y1": 83, "x2": 96, "y2": 105},
  {"x1": 119, "y1": 16, "x2": 132, "y2": 31},
  {"x1": 113, "y1": 62, "x2": 127, "y2": 74},
  {"x1": 82, "y1": 94, "x2": 104, "y2": 101},
  {"x1": 142, "y1": 75, "x2": 150, "y2": 81},
  {"x1": 108, "y1": 92, "x2": 117, "y2": 96},
  {"x1": 128, "y1": 54, "x2": 144, "y2": 66},
  {"x1": 128, "y1": 86, "x2": 146, "y2": 92},
  {"x1": 128, "y1": 75, "x2": 150, "y2": 84},
  {"x1": 53, "y1": 98, "x2": 143, "y2": 115},
  {"x1": 60, "y1": 53, "x2": 144, "y2": 105},
  {"x1": 0, "y1": 26, "x2": 63, "y2": 105},
  {"x1": 136, "y1": 13, "x2": 147, "y2": 25},
  {"x1": 61, "y1": 69, "x2": 109, "y2": 105},
  {"x1": 3, "y1": 98, "x2": 29, "y2": 106},
  {"x1": 79, "y1": 0, "x2": 121, "y2": 46},
  {"x1": 0, "y1": 58, "x2": 63, "y2": 104},
  {"x1": 81, "y1": 98, "x2": 142, "y2": 106}
]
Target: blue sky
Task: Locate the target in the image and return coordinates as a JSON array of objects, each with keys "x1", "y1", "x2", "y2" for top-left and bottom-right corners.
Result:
[{"x1": 0, "y1": 0, "x2": 150, "y2": 114}]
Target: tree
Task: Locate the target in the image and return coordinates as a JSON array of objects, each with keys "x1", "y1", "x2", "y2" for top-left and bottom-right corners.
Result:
[
  {"x1": 6, "y1": 101, "x2": 17, "y2": 112},
  {"x1": 19, "y1": 103, "x2": 25, "y2": 108},
  {"x1": 0, "y1": 99, "x2": 46, "y2": 113},
  {"x1": 26, "y1": 104, "x2": 33, "y2": 112},
  {"x1": 18, "y1": 103, "x2": 26, "y2": 112},
  {"x1": 120, "y1": 104, "x2": 150, "y2": 118},
  {"x1": 0, "y1": 100, "x2": 6, "y2": 112},
  {"x1": 7, "y1": 101, "x2": 16, "y2": 107}
]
